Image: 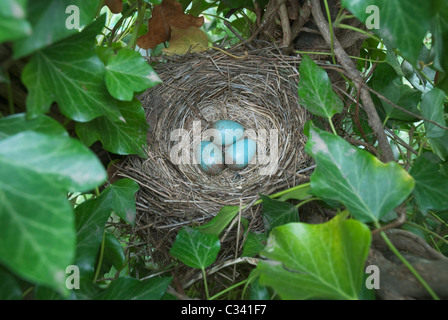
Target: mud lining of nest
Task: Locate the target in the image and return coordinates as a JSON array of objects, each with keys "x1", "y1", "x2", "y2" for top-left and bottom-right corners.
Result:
[{"x1": 117, "y1": 46, "x2": 313, "y2": 267}]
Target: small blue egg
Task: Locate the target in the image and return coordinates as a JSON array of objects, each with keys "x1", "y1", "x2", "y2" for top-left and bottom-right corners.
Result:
[
  {"x1": 225, "y1": 138, "x2": 257, "y2": 171},
  {"x1": 196, "y1": 141, "x2": 224, "y2": 175},
  {"x1": 212, "y1": 120, "x2": 245, "y2": 146}
]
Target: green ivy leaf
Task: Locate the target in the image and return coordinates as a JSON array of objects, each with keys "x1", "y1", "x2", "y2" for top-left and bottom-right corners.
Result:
[
  {"x1": 95, "y1": 277, "x2": 172, "y2": 300},
  {"x1": 0, "y1": 0, "x2": 32, "y2": 43},
  {"x1": 0, "y1": 113, "x2": 67, "y2": 139},
  {"x1": 242, "y1": 232, "x2": 267, "y2": 258},
  {"x1": 341, "y1": 0, "x2": 432, "y2": 64},
  {"x1": 305, "y1": 124, "x2": 415, "y2": 223},
  {"x1": 75, "y1": 178, "x2": 138, "y2": 278},
  {"x1": 75, "y1": 98, "x2": 148, "y2": 158},
  {"x1": 275, "y1": 184, "x2": 312, "y2": 202},
  {"x1": 368, "y1": 63, "x2": 422, "y2": 121},
  {"x1": 298, "y1": 55, "x2": 343, "y2": 119},
  {"x1": 260, "y1": 194, "x2": 299, "y2": 234},
  {"x1": 105, "y1": 48, "x2": 161, "y2": 101},
  {"x1": 195, "y1": 205, "x2": 240, "y2": 235},
  {"x1": 429, "y1": 130, "x2": 448, "y2": 161},
  {"x1": 432, "y1": 3, "x2": 448, "y2": 74},
  {"x1": 170, "y1": 227, "x2": 220, "y2": 269},
  {"x1": 421, "y1": 88, "x2": 446, "y2": 138},
  {"x1": 22, "y1": 14, "x2": 123, "y2": 122},
  {"x1": 0, "y1": 131, "x2": 106, "y2": 293},
  {"x1": 13, "y1": 0, "x2": 100, "y2": 59},
  {"x1": 104, "y1": 178, "x2": 139, "y2": 226},
  {"x1": 257, "y1": 214, "x2": 371, "y2": 300},
  {"x1": 102, "y1": 232, "x2": 125, "y2": 271},
  {"x1": 410, "y1": 152, "x2": 448, "y2": 214}
]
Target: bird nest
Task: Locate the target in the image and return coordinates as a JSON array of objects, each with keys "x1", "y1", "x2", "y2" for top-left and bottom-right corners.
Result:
[{"x1": 117, "y1": 47, "x2": 313, "y2": 266}]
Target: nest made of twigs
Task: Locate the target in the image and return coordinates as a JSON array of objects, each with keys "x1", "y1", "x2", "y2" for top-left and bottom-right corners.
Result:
[{"x1": 117, "y1": 46, "x2": 313, "y2": 266}]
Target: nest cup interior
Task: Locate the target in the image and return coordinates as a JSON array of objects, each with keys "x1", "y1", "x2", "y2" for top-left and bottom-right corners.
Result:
[{"x1": 119, "y1": 48, "x2": 311, "y2": 257}]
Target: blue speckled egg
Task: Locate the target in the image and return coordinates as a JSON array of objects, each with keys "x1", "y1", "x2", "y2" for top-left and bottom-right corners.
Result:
[
  {"x1": 196, "y1": 141, "x2": 225, "y2": 175},
  {"x1": 212, "y1": 120, "x2": 245, "y2": 146},
  {"x1": 225, "y1": 138, "x2": 257, "y2": 171}
]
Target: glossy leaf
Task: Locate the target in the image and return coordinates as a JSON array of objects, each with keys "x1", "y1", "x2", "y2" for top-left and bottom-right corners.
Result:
[
  {"x1": 95, "y1": 277, "x2": 172, "y2": 300},
  {"x1": 75, "y1": 179, "x2": 137, "y2": 278},
  {"x1": 341, "y1": 0, "x2": 432, "y2": 64},
  {"x1": 105, "y1": 49, "x2": 161, "y2": 101},
  {"x1": 75, "y1": 98, "x2": 148, "y2": 158},
  {"x1": 13, "y1": 0, "x2": 100, "y2": 58},
  {"x1": 260, "y1": 194, "x2": 299, "y2": 234},
  {"x1": 0, "y1": 113, "x2": 67, "y2": 139},
  {"x1": 305, "y1": 124, "x2": 415, "y2": 223},
  {"x1": 102, "y1": 178, "x2": 139, "y2": 226},
  {"x1": 0, "y1": 131, "x2": 106, "y2": 292},
  {"x1": 170, "y1": 227, "x2": 220, "y2": 269},
  {"x1": 410, "y1": 152, "x2": 448, "y2": 214},
  {"x1": 242, "y1": 232, "x2": 267, "y2": 258},
  {"x1": 22, "y1": 15, "x2": 123, "y2": 122},
  {"x1": 368, "y1": 63, "x2": 421, "y2": 121},
  {"x1": 257, "y1": 214, "x2": 371, "y2": 300},
  {"x1": 298, "y1": 55, "x2": 343, "y2": 119},
  {"x1": 103, "y1": 232, "x2": 125, "y2": 270},
  {"x1": 275, "y1": 184, "x2": 312, "y2": 202},
  {"x1": 431, "y1": 2, "x2": 448, "y2": 74},
  {"x1": 0, "y1": 0, "x2": 32, "y2": 43},
  {"x1": 195, "y1": 205, "x2": 240, "y2": 235},
  {"x1": 421, "y1": 88, "x2": 446, "y2": 138}
]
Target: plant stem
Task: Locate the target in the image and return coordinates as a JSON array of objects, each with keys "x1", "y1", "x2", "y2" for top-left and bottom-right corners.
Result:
[
  {"x1": 295, "y1": 197, "x2": 319, "y2": 209},
  {"x1": 128, "y1": 0, "x2": 146, "y2": 50},
  {"x1": 404, "y1": 221, "x2": 448, "y2": 245},
  {"x1": 323, "y1": 0, "x2": 336, "y2": 65},
  {"x1": 374, "y1": 221, "x2": 440, "y2": 300},
  {"x1": 328, "y1": 117, "x2": 337, "y2": 135},
  {"x1": 5, "y1": 72, "x2": 14, "y2": 115},
  {"x1": 252, "y1": 182, "x2": 311, "y2": 206},
  {"x1": 209, "y1": 279, "x2": 247, "y2": 300},
  {"x1": 202, "y1": 268, "x2": 210, "y2": 300},
  {"x1": 336, "y1": 23, "x2": 382, "y2": 43},
  {"x1": 93, "y1": 230, "x2": 107, "y2": 283}
]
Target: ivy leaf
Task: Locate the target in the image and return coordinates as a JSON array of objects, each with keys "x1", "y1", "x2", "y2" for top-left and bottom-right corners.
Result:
[
  {"x1": 102, "y1": 232, "x2": 125, "y2": 271},
  {"x1": 0, "y1": 131, "x2": 106, "y2": 293},
  {"x1": 13, "y1": 0, "x2": 100, "y2": 59},
  {"x1": 95, "y1": 277, "x2": 172, "y2": 300},
  {"x1": 341, "y1": 0, "x2": 432, "y2": 64},
  {"x1": 0, "y1": 0, "x2": 32, "y2": 43},
  {"x1": 242, "y1": 232, "x2": 267, "y2": 258},
  {"x1": 104, "y1": 49, "x2": 161, "y2": 101},
  {"x1": 22, "y1": 14, "x2": 123, "y2": 123},
  {"x1": 368, "y1": 63, "x2": 422, "y2": 121},
  {"x1": 0, "y1": 113, "x2": 67, "y2": 139},
  {"x1": 410, "y1": 152, "x2": 448, "y2": 214},
  {"x1": 257, "y1": 214, "x2": 371, "y2": 300},
  {"x1": 260, "y1": 194, "x2": 299, "y2": 234},
  {"x1": 431, "y1": 2, "x2": 448, "y2": 73},
  {"x1": 170, "y1": 227, "x2": 220, "y2": 269},
  {"x1": 102, "y1": 178, "x2": 139, "y2": 226},
  {"x1": 305, "y1": 124, "x2": 415, "y2": 223},
  {"x1": 298, "y1": 55, "x2": 343, "y2": 119},
  {"x1": 421, "y1": 88, "x2": 446, "y2": 139},
  {"x1": 75, "y1": 98, "x2": 148, "y2": 158},
  {"x1": 75, "y1": 179, "x2": 138, "y2": 278},
  {"x1": 195, "y1": 205, "x2": 240, "y2": 235}
]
